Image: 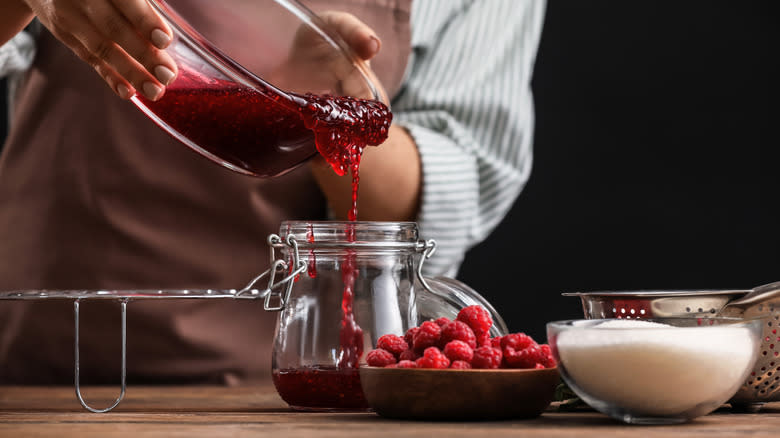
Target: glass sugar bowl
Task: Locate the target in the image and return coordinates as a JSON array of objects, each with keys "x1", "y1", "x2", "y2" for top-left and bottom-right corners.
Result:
[{"x1": 244, "y1": 221, "x2": 507, "y2": 411}]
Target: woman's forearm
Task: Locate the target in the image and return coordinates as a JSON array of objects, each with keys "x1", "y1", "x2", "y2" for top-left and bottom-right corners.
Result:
[
  {"x1": 0, "y1": 0, "x2": 34, "y2": 46},
  {"x1": 310, "y1": 124, "x2": 422, "y2": 222}
]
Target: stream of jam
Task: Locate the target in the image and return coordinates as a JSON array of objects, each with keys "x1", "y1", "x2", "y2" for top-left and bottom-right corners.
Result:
[
  {"x1": 338, "y1": 241, "x2": 363, "y2": 370},
  {"x1": 140, "y1": 66, "x2": 390, "y2": 410}
]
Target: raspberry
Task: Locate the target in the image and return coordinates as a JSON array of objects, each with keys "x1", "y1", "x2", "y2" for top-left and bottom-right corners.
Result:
[
  {"x1": 500, "y1": 333, "x2": 540, "y2": 368},
  {"x1": 440, "y1": 321, "x2": 477, "y2": 349},
  {"x1": 450, "y1": 360, "x2": 472, "y2": 369},
  {"x1": 471, "y1": 346, "x2": 503, "y2": 369},
  {"x1": 376, "y1": 334, "x2": 408, "y2": 358},
  {"x1": 490, "y1": 336, "x2": 502, "y2": 349},
  {"x1": 456, "y1": 305, "x2": 492, "y2": 337},
  {"x1": 476, "y1": 331, "x2": 491, "y2": 347},
  {"x1": 534, "y1": 363, "x2": 545, "y2": 369},
  {"x1": 434, "y1": 317, "x2": 451, "y2": 327},
  {"x1": 399, "y1": 349, "x2": 419, "y2": 361},
  {"x1": 500, "y1": 333, "x2": 536, "y2": 351},
  {"x1": 413, "y1": 321, "x2": 442, "y2": 352},
  {"x1": 366, "y1": 348, "x2": 396, "y2": 367},
  {"x1": 504, "y1": 344, "x2": 544, "y2": 369},
  {"x1": 404, "y1": 327, "x2": 419, "y2": 347},
  {"x1": 415, "y1": 347, "x2": 451, "y2": 369},
  {"x1": 397, "y1": 360, "x2": 417, "y2": 369},
  {"x1": 539, "y1": 344, "x2": 557, "y2": 368},
  {"x1": 443, "y1": 340, "x2": 474, "y2": 363}
]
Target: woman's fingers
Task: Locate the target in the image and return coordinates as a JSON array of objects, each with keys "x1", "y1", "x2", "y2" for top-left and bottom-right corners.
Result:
[
  {"x1": 317, "y1": 12, "x2": 386, "y2": 102},
  {"x1": 110, "y1": 0, "x2": 172, "y2": 49},
  {"x1": 24, "y1": 0, "x2": 177, "y2": 100},
  {"x1": 67, "y1": 15, "x2": 163, "y2": 100},
  {"x1": 319, "y1": 11, "x2": 381, "y2": 61},
  {"x1": 80, "y1": 0, "x2": 177, "y2": 98},
  {"x1": 58, "y1": 30, "x2": 134, "y2": 99}
]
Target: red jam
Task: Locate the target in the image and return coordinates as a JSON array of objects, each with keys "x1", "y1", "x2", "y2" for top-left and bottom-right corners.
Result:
[
  {"x1": 140, "y1": 66, "x2": 391, "y2": 196},
  {"x1": 272, "y1": 366, "x2": 368, "y2": 410}
]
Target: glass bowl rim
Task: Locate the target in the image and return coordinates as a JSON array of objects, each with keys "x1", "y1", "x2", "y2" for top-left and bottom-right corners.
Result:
[
  {"x1": 147, "y1": 0, "x2": 383, "y2": 103},
  {"x1": 547, "y1": 317, "x2": 765, "y2": 330}
]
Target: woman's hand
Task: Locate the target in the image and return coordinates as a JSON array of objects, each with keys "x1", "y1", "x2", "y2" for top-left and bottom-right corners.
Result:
[
  {"x1": 268, "y1": 11, "x2": 387, "y2": 102},
  {"x1": 23, "y1": 0, "x2": 178, "y2": 100}
]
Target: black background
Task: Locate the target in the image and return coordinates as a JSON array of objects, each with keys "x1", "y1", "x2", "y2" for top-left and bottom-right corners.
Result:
[
  {"x1": 1, "y1": 1, "x2": 777, "y2": 341},
  {"x1": 458, "y1": 0, "x2": 778, "y2": 340}
]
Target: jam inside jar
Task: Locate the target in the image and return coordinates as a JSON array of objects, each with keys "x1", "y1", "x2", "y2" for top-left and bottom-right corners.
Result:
[{"x1": 262, "y1": 221, "x2": 508, "y2": 411}]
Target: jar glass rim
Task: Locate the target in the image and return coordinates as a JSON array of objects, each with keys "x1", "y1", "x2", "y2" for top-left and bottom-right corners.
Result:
[
  {"x1": 280, "y1": 220, "x2": 417, "y2": 229},
  {"x1": 278, "y1": 221, "x2": 421, "y2": 248}
]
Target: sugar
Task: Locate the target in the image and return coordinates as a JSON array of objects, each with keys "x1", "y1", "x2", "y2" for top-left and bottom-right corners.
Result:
[
  {"x1": 557, "y1": 320, "x2": 756, "y2": 416},
  {"x1": 593, "y1": 319, "x2": 672, "y2": 329}
]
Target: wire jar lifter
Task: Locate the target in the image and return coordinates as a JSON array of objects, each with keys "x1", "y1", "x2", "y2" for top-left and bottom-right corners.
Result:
[{"x1": 0, "y1": 225, "x2": 507, "y2": 413}]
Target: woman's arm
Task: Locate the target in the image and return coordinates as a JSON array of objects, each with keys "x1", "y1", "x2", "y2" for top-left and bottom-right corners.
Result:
[
  {"x1": 314, "y1": 0, "x2": 548, "y2": 261},
  {"x1": 312, "y1": 1, "x2": 547, "y2": 276},
  {"x1": 0, "y1": 0, "x2": 34, "y2": 46},
  {"x1": 379, "y1": 0, "x2": 547, "y2": 276}
]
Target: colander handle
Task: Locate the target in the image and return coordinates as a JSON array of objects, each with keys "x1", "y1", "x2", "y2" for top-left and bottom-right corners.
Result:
[{"x1": 727, "y1": 281, "x2": 780, "y2": 308}]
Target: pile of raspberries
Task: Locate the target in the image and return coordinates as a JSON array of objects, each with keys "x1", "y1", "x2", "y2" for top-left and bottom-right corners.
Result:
[{"x1": 365, "y1": 305, "x2": 556, "y2": 369}]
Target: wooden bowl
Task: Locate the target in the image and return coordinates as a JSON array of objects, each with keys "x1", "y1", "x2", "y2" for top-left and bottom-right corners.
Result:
[{"x1": 359, "y1": 366, "x2": 560, "y2": 420}]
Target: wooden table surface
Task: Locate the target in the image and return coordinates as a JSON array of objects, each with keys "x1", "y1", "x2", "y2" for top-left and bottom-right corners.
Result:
[{"x1": 0, "y1": 385, "x2": 778, "y2": 437}]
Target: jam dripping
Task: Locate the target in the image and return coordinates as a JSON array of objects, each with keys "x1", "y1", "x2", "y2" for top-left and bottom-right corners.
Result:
[{"x1": 294, "y1": 93, "x2": 390, "y2": 220}]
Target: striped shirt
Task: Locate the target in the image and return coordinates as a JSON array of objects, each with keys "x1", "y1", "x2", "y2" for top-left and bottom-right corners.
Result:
[
  {"x1": 0, "y1": 0, "x2": 546, "y2": 277},
  {"x1": 396, "y1": 0, "x2": 545, "y2": 276}
]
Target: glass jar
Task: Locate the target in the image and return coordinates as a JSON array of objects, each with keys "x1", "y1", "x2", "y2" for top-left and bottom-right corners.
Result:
[{"x1": 246, "y1": 221, "x2": 507, "y2": 411}]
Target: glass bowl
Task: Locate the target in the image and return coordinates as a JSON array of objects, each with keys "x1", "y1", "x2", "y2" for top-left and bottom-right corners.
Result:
[
  {"x1": 547, "y1": 318, "x2": 762, "y2": 424},
  {"x1": 132, "y1": 0, "x2": 383, "y2": 177}
]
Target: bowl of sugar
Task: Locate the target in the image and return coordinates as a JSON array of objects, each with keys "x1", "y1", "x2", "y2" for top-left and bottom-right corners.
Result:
[{"x1": 546, "y1": 318, "x2": 762, "y2": 424}]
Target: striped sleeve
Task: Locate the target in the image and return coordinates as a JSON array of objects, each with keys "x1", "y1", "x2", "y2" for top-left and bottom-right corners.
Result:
[{"x1": 393, "y1": 0, "x2": 546, "y2": 276}]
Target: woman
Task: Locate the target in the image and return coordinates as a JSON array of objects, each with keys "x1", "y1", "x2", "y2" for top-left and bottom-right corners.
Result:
[{"x1": 0, "y1": 0, "x2": 545, "y2": 384}]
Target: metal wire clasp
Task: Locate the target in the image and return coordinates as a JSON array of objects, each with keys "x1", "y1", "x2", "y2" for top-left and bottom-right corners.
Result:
[
  {"x1": 236, "y1": 234, "x2": 306, "y2": 311},
  {"x1": 416, "y1": 239, "x2": 437, "y2": 293}
]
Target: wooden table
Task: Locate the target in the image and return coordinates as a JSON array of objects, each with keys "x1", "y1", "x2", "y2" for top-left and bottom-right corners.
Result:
[{"x1": 0, "y1": 385, "x2": 778, "y2": 437}]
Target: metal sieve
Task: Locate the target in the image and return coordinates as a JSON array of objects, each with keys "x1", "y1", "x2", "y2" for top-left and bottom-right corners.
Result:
[{"x1": 563, "y1": 282, "x2": 780, "y2": 411}]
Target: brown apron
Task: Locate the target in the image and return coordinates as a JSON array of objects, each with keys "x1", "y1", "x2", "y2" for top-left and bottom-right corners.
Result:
[{"x1": 0, "y1": 0, "x2": 411, "y2": 385}]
